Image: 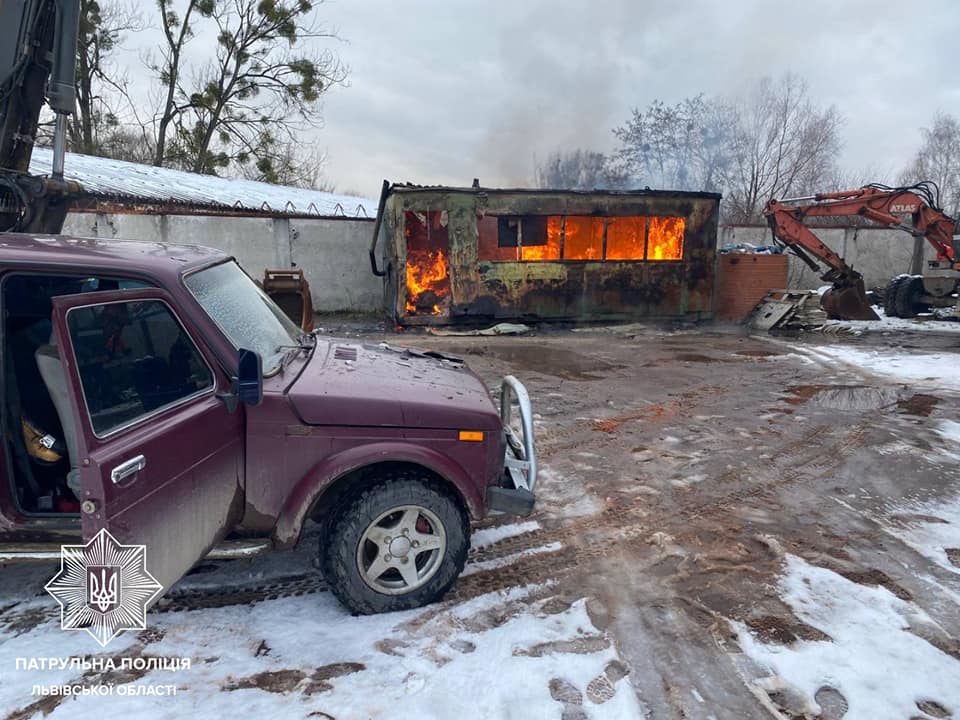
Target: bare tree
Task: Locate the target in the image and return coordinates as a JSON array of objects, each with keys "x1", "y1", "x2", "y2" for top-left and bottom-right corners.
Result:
[
  {"x1": 70, "y1": 0, "x2": 144, "y2": 156},
  {"x1": 535, "y1": 149, "x2": 625, "y2": 190},
  {"x1": 150, "y1": 0, "x2": 215, "y2": 167},
  {"x1": 239, "y1": 139, "x2": 333, "y2": 190},
  {"x1": 724, "y1": 74, "x2": 843, "y2": 223},
  {"x1": 900, "y1": 112, "x2": 960, "y2": 217},
  {"x1": 612, "y1": 94, "x2": 736, "y2": 192},
  {"x1": 97, "y1": 127, "x2": 157, "y2": 164},
  {"x1": 151, "y1": 0, "x2": 347, "y2": 176}
]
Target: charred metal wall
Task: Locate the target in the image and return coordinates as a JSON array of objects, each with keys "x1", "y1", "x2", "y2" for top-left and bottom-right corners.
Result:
[{"x1": 381, "y1": 186, "x2": 721, "y2": 325}]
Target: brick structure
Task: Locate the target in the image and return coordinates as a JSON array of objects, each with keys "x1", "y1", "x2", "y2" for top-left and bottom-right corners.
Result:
[{"x1": 714, "y1": 254, "x2": 789, "y2": 322}]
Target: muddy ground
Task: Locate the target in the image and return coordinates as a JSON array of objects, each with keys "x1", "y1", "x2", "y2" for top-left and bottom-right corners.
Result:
[
  {"x1": 397, "y1": 321, "x2": 960, "y2": 718},
  {"x1": 2, "y1": 320, "x2": 959, "y2": 719}
]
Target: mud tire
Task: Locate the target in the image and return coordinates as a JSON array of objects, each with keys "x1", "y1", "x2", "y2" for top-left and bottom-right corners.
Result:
[
  {"x1": 321, "y1": 473, "x2": 469, "y2": 615},
  {"x1": 893, "y1": 275, "x2": 929, "y2": 318},
  {"x1": 884, "y1": 275, "x2": 909, "y2": 317}
]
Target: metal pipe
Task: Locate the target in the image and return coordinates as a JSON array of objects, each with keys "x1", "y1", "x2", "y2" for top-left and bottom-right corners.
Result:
[
  {"x1": 500, "y1": 375, "x2": 537, "y2": 492},
  {"x1": 51, "y1": 112, "x2": 66, "y2": 179}
]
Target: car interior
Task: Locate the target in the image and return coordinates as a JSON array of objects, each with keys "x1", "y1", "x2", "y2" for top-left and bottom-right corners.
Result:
[{"x1": 1, "y1": 273, "x2": 151, "y2": 515}]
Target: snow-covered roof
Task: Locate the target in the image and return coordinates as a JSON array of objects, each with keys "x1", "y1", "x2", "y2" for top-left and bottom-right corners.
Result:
[{"x1": 28, "y1": 147, "x2": 375, "y2": 219}]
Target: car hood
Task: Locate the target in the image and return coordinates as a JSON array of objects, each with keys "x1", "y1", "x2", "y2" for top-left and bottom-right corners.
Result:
[{"x1": 286, "y1": 339, "x2": 502, "y2": 430}]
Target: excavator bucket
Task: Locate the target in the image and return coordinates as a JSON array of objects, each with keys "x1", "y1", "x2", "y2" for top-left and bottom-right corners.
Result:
[{"x1": 820, "y1": 278, "x2": 880, "y2": 321}]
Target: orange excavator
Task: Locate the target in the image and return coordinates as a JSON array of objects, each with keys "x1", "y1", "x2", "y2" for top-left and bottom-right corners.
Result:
[{"x1": 763, "y1": 182, "x2": 959, "y2": 321}]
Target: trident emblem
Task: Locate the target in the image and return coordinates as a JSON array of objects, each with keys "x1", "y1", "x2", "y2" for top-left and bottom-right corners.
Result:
[{"x1": 87, "y1": 566, "x2": 119, "y2": 612}]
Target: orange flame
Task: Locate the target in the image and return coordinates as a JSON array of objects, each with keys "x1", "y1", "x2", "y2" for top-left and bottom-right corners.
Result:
[
  {"x1": 405, "y1": 248, "x2": 449, "y2": 315},
  {"x1": 520, "y1": 216, "x2": 562, "y2": 260},
  {"x1": 648, "y1": 217, "x2": 684, "y2": 260}
]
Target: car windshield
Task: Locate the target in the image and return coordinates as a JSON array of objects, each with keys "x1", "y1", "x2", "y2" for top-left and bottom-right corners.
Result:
[{"x1": 185, "y1": 260, "x2": 301, "y2": 374}]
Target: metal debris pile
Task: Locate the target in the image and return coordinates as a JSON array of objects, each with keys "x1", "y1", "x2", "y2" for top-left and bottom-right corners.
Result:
[{"x1": 749, "y1": 290, "x2": 828, "y2": 331}]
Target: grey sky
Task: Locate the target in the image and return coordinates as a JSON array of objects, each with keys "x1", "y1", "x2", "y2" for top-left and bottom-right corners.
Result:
[
  {"x1": 312, "y1": 0, "x2": 959, "y2": 198},
  {"x1": 117, "y1": 0, "x2": 960, "y2": 199}
]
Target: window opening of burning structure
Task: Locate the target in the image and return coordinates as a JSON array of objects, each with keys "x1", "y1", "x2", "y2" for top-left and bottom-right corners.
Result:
[
  {"x1": 477, "y1": 214, "x2": 684, "y2": 262},
  {"x1": 478, "y1": 215, "x2": 561, "y2": 261},
  {"x1": 647, "y1": 216, "x2": 684, "y2": 260},
  {"x1": 404, "y1": 210, "x2": 451, "y2": 315}
]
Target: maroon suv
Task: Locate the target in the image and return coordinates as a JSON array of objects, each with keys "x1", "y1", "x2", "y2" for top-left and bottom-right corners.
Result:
[{"x1": 0, "y1": 234, "x2": 536, "y2": 614}]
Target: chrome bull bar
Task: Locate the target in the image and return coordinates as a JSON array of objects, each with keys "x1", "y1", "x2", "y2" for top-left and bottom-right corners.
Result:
[{"x1": 500, "y1": 375, "x2": 537, "y2": 492}]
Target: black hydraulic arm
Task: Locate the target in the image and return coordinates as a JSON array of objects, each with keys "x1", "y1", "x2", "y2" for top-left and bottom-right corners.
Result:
[{"x1": 0, "y1": 0, "x2": 80, "y2": 232}]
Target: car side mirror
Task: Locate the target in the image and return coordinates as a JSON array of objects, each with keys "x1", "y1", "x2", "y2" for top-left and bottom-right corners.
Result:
[{"x1": 237, "y1": 348, "x2": 263, "y2": 406}]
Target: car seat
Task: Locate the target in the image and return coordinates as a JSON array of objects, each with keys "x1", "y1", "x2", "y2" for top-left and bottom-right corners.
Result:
[{"x1": 35, "y1": 336, "x2": 81, "y2": 499}]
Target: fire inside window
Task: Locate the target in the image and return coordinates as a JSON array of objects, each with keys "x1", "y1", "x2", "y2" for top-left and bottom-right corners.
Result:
[
  {"x1": 404, "y1": 210, "x2": 451, "y2": 315},
  {"x1": 478, "y1": 215, "x2": 684, "y2": 262}
]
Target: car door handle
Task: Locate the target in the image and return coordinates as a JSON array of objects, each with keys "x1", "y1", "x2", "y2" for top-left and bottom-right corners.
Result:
[{"x1": 111, "y1": 455, "x2": 146, "y2": 485}]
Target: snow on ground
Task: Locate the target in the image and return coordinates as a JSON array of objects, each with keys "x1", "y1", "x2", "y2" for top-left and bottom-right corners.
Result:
[
  {"x1": 940, "y1": 420, "x2": 960, "y2": 448},
  {"x1": 801, "y1": 344, "x2": 960, "y2": 392},
  {"x1": 460, "y1": 543, "x2": 563, "y2": 577},
  {"x1": 821, "y1": 307, "x2": 960, "y2": 335},
  {"x1": 1, "y1": 519, "x2": 641, "y2": 719},
  {"x1": 471, "y1": 521, "x2": 540, "y2": 549},
  {"x1": 734, "y1": 555, "x2": 960, "y2": 720},
  {"x1": 2, "y1": 584, "x2": 641, "y2": 720},
  {"x1": 878, "y1": 485, "x2": 960, "y2": 577}
]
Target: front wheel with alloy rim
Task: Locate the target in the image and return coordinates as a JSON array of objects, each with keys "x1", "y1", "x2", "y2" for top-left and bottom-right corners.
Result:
[{"x1": 321, "y1": 475, "x2": 469, "y2": 614}]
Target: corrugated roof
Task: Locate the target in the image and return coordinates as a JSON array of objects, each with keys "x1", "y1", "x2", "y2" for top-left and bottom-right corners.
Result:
[{"x1": 28, "y1": 148, "x2": 375, "y2": 219}]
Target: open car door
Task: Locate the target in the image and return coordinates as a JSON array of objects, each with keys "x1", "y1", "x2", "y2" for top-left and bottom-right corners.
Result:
[{"x1": 49, "y1": 288, "x2": 244, "y2": 597}]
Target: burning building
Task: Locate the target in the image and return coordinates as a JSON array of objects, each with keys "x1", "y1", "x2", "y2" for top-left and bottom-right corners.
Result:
[{"x1": 369, "y1": 182, "x2": 720, "y2": 325}]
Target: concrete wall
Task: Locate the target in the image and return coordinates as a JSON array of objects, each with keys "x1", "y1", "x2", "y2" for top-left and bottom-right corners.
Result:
[
  {"x1": 719, "y1": 225, "x2": 933, "y2": 290},
  {"x1": 60, "y1": 211, "x2": 921, "y2": 316},
  {"x1": 61, "y1": 211, "x2": 381, "y2": 312}
]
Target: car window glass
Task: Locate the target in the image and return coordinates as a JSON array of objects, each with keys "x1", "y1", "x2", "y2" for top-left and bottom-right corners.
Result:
[{"x1": 66, "y1": 300, "x2": 213, "y2": 435}]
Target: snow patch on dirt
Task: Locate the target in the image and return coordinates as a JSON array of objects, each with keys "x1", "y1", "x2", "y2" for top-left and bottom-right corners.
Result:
[
  {"x1": 881, "y1": 489, "x2": 960, "y2": 576},
  {"x1": 823, "y1": 307, "x2": 960, "y2": 334},
  {"x1": 471, "y1": 521, "x2": 541, "y2": 549},
  {"x1": 7, "y1": 587, "x2": 641, "y2": 720},
  {"x1": 735, "y1": 554, "x2": 960, "y2": 719},
  {"x1": 803, "y1": 345, "x2": 960, "y2": 391},
  {"x1": 536, "y1": 466, "x2": 604, "y2": 518},
  {"x1": 461, "y1": 542, "x2": 563, "y2": 577}
]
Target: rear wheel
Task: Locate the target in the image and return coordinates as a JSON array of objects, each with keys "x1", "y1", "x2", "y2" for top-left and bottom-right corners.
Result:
[
  {"x1": 884, "y1": 276, "x2": 909, "y2": 317},
  {"x1": 893, "y1": 275, "x2": 930, "y2": 318},
  {"x1": 321, "y1": 473, "x2": 469, "y2": 614}
]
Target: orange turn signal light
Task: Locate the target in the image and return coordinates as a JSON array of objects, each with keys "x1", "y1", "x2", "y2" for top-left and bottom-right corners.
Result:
[{"x1": 458, "y1": 431, "x2": 484, "y2": 442}]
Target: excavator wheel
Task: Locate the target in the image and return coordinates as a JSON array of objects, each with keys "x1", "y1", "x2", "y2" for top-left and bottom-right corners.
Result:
[
  {"x1": 883, "y1": 276, "x2": 909, "y2": 318},
  {"x1": 893, "y1": 276, "x2": 930, "y2": 319}
]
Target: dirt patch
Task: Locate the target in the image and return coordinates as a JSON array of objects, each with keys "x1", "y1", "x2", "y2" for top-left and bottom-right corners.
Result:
[
  {"x1": 784, "y1": 384, "x2": 831, "y2": 405},
  {"x1": 137, "y1": 628, "x2": 166, "y2": 645},
  {"x1": 224, "y1": 662, "x2": 365, "y2": 695},
  {"x1": 785, "y1": 384, "x2": 899, "y2": 411},
  {"x1": 916, "y1": 699, "x2": 952, "y2": 718},
  {"x1": 746, "y1": 615, "x2": 831, "y2": 644},
  {"x1": 889, "y1": 513, "x2": 950, "y2": 527},
  {"x1": 1, "y1": 607, "x2": 50, "y2": 637},
  {"x1": 898, "y1": 393, "x2": 940, "y2": 417},
  {"x1": 448, "y1": 343, "x2": 623, "y2": 381},
  {"x1": 736, "y1": 350, "x2": 782, "y2": 358},
  {"x1": 514, "y1": 634, "x2": 610, "y2": 657},
  {"x1": 674, "y1": 353, "x2": 722, "y2": 363},
  {"x1": 4, "y1": 694, "x2": 64, "y2": 720},
  {"x1": 225, "y1": 668, "x2": 306, "y2": 693},
  {"x1": 304, "y1": 662, "x2": 366, "y2": 694},
  {"x1": 837, "y1": 568, "x2": 912, "y2": 601}
]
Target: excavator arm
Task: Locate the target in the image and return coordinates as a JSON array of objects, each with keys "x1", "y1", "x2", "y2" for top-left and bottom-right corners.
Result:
[
  {"x1": 0, "y1": 0, "x2": 81, "y2": 234},
  {"x1": 763, "y1": 182, "x2": 959, "y2": 320}
]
